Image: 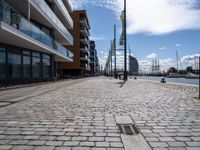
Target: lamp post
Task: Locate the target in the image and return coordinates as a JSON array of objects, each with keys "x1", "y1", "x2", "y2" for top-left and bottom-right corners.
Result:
[
  {"x1": 124, "y1": 0, "x2": 127, "y2": 81},
  {"x1": 199, "y1": 57, "x2": 200, "y2": 99},
  {"x1": 114, "y1": 24, "x2": 117, "y2": 78}
]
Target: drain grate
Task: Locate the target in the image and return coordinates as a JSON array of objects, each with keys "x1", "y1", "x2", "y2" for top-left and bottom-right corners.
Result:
[{"x1": 118, "y1": 124, "x2": 140, "y2": 135}]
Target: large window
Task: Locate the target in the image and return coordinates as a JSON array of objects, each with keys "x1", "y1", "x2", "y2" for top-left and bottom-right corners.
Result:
[
  {"x1": 32, "y1": 52, "x2": 41, "y2": 78},
  {"x1": 23, "y1": 51, "x2": 31, "y2": 78},
  {"x1": 8, "y1": 51, "x2": 21, "y2": 79},
  {"x1": 42, "y1": 54, "x2": 50, "y2": 78},
  {"x1": 0, "y1": 47, "x2": 6, "y2": 79}
]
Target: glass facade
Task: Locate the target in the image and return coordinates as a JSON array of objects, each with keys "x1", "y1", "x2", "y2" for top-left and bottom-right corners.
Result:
[
  {"x1": 7, "y1": 51, "x2": 21, "y2": 79},
  {"x1": 0, "y1": 44, "x2": 53, "y2": 82},
  {"x1": 42, "y1": 54, "x2": 50, "y2": 78},
  {"x1": 32, "y1": 52, "x2": 41, "y2": 78},
  {"x1": 0, "y1": 1, "x2": 74, "y2": 59},
  {"x1": 1, "y1": 2, "x2": 11, "y2": 24},
  {"x1": 0, "y1": 47, "x2": 6, "y2": 79},
  {"x1": 32, "y1": 0, "x2": 73, "y2": 44},
  {"x1": 23, "y1": 51, "x2": 31, "y2": 78}
]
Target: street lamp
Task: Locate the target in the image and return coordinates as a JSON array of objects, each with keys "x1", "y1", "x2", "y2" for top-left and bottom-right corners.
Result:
[{"x1": 124, "y1": 0, "x2": 127, "y2": 81}]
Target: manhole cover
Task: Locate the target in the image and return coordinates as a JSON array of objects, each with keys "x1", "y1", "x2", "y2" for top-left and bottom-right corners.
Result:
[{"x1": 118, "y1": 124, "x2": 140, "y2": 135}]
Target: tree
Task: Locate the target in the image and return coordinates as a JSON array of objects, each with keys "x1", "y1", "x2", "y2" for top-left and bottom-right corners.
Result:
[{"x1": 167, "y1": 67, "x2": 178, "y2": 74}]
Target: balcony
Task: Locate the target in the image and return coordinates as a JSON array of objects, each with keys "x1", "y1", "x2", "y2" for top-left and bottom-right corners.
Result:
[
  {"x1": 53, "y1": 0, "x2": 73, "y2": 29},
  {"x1": 80, "y1": 27, "x2": 90, "y2": 36},
  {"x1": 80, "y1": 46, "x2": 90, "y2": 55},
  {"x1": 80, "y1": 63, "x2": 88, "y2": 68},
  {"x1": 80, "y1": 18, "x2": 89, "y2": 28},
  {"x1": 63, "y1": 0, "x2": 73, "y2": 12},
  {"x1": 0, "y1": 1, "x2": 73, "y2": 62},
  {"x1": 80, "y1": 55, "x2": 89, "y2": 62},
  {"x1": 31, "y1": 0, "x2": 73, "y2": 45},
  {"x1": 80, "y1": 37, "x2": 89, "y2": 45}
]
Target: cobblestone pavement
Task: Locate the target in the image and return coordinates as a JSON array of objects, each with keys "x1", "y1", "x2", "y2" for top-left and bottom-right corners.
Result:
[{"x1": 0, "y1": 77, "x2": 199, "y2": 150}]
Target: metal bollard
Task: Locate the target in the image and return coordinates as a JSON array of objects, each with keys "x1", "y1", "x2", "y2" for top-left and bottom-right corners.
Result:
[{"x1": 161, "y1": 77, "x2": 166, "y2": 83}]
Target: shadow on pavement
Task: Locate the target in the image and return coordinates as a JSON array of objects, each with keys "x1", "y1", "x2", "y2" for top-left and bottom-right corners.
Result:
[{"x1": 117, "y1": 81, "x2": 127, "y2": 88}]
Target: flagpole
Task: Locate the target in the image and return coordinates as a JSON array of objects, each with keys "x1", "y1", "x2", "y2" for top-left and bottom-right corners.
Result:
[
  {"x1": 124, "y1": 0, "x2": 127, "y2": 81},
  {"x1": 110, "y1": 44, "x2": 112, "y2": 77}
]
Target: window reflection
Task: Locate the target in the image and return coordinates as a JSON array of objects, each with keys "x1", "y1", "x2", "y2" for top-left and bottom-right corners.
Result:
[
  {"x1": 23, "y1": 51, "x2": 31, "y2": 78},
  {"x1": 0, "y1": 47, "x2": 6, "y2": 79},
  {"x1": 42, "y1": 54, "x2": 50, "y2": 78},
  {"x1": 8, "y1": 51, "x2": 21, "y2": 78},
  {"x1": 32, "y1": 52, "x2": 41, "y2": 78}
]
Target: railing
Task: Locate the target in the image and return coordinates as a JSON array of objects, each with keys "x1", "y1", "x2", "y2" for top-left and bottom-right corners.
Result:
[
  {"x1": 80, "y1": 36, "x2": 89, "y2": 43},
  {"x1": 0, "y1": 1, "x2": 73, "y2": 60},
  {"x1": 32, "y1": 0, "x2": 73, "y2": 43},
  {"x1": 80, "y1": 18, "x2": 87, "y2": 24},
  {"x1": 81, "y1": 55, "x2": 89, "y2": 61},
  {"x1": 80, "y1": 63, "x2": 89, "y2": 68},
  {"x1": 80, "y1": 46, "x2": 88, "y2": 51},
  {"x1": 80, "y1": 27, "x2": 90, "y2": 35}
]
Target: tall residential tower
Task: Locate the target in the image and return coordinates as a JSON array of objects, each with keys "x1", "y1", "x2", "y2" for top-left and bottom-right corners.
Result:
[{"x1": 58, "y1": 10, "x2": 91, "y2": 77}]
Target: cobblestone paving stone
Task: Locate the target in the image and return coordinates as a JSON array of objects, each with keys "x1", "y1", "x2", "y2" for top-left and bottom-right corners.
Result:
[{"x1": 0, "y1": 77, "x2": 199, "y2": 150}]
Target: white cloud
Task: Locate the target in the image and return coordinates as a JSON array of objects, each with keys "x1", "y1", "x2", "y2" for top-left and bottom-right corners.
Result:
[
  {"x1": 71, "y1": 0, "x2": 200, "y2": 35},
  {"x1": 160, "y1": 58, "x2": 173, "y2": 66},
  {"x1": 176, "y1": 44, "x2": 182, "y2": 47},
  {"x1": 90, "y1": 35, "x2": 107, "y2": 41},
  {"x1": 159, "y1": 58, "x2": 174, "y2": 71},
  {"x1": 98, "y1": 57, "x2": 107, "y2": 68},
  {"x1": 146, "y1": 53, "x2": 157, "y2": 59},
  {"x1": 159, "y1": 47, "x2": 166, "y2": 50},
  {"x1": 100, "y1": 51, "x2": 104, "y2": 54},
  {"x1": 139, "y1": 58, "x2": 174, "y2": 72},
  {"x1": 180, "y1": 53, "x2": 200, "y2": 69}
]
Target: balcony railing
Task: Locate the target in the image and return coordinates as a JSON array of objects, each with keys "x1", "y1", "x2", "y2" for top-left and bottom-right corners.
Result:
[
  {"x1": 80, "y1": 27, "x2": 90, "y2": 36},
  {"x1": 80, "y1": 18, "x2": 89, "y2": 28},
  {"x1": 32, "y1": 0, "x2": 73, "y2": 43},
  {"x1": 80, "y1": 36, "x2": 89, "y2": 44},
  {"x1": 0, "y1": 1, "x2": 73, "y2": 60}
]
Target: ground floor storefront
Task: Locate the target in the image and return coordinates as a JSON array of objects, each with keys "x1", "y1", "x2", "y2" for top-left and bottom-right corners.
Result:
[{"x1": 0, "y1": 43, "x2": 56, "y2": 86}]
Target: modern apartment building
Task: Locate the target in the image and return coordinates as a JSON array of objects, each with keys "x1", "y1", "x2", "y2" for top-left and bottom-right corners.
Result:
[
  {"x1": 0, "y1": 0, "x2": 74, "y2": 85},
  {"x1": 89, "y1": 40, "x2": 99, "y2": 76},
  {"x1": 58, "y1": 10, "x2": 91, "y2": 77}
]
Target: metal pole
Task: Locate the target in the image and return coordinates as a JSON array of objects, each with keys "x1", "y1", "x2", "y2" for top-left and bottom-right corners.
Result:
[
  {"x1": 199, "y1": 57, "x2": 200, "y2": 99},
  {"x1": 109, "y1": 54, "x2": 111, "y2": 76},
  {"x1": 176, "y1": 50, "x2": 179, "y2": 72},
  {"x1": 124, "y1": 0, "x2": 127, "y2": 81},
  {"x1": 110, "y1": 46, "x2": 112, "y2": 77},
  {"x1": 94, "y1": 50, "x2": 96, "y2": 76},
  {"x1": 114, "y1": 24, "x2": 117, "y2": 78}
]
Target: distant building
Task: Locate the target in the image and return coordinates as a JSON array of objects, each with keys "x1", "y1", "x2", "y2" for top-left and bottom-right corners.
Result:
[
  {"x1": 89, "y1": 41, "x2": 99, "y2": 76},
  {"x1": 129, "y1": 56, "x2": 139, "y2": 75}
]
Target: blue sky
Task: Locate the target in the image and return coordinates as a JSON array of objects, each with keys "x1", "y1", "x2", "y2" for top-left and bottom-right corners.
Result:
[{"x1": 71, "y1": 0, "x2": 200, "y2": 72}]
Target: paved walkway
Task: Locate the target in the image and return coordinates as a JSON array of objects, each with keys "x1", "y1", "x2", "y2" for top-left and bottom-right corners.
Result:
[{"x1": 0, "y1": 77, "x2": 199, "y2": 150}]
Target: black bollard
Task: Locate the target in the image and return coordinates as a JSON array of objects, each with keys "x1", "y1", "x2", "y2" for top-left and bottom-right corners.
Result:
[{"x1": 161, "y1": 77, "x2": 166, "y2": 83}]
